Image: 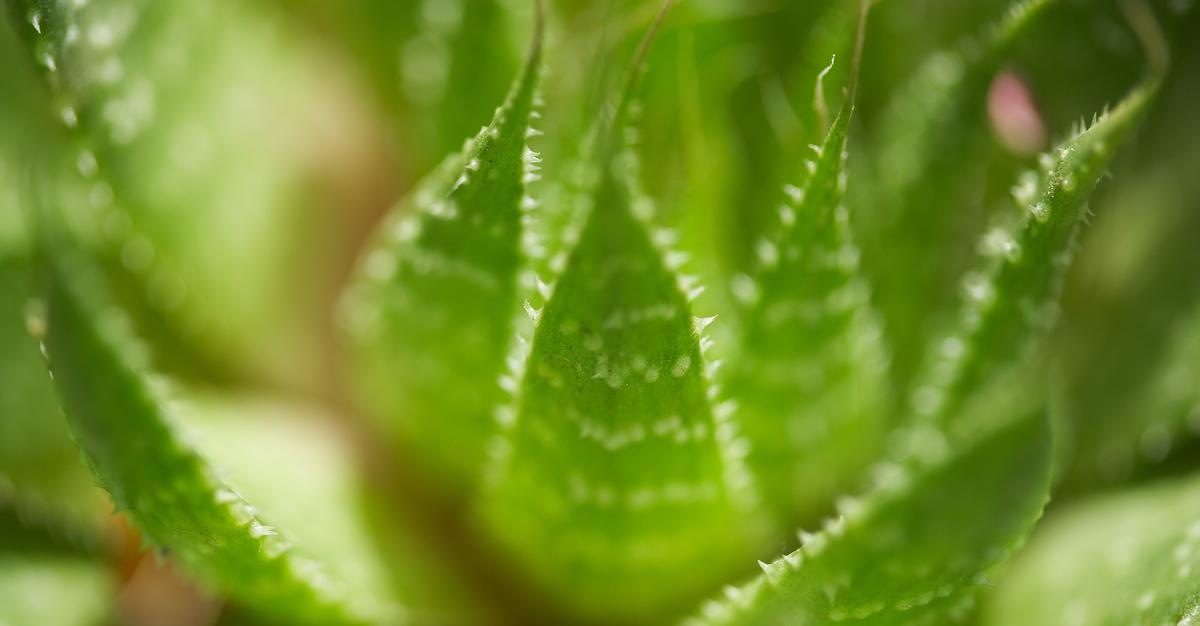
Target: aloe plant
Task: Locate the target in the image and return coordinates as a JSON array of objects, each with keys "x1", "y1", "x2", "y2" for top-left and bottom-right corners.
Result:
[{"x1": 2, "y1": 0, "x2": 1198, "y2": 624}]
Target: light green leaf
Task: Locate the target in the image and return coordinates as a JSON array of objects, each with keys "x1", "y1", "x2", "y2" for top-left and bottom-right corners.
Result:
[
  {"x1": 482, "y1": 84, "x2": 757, "y2": 620},
  {"x1": 724, "y1": 52, "x2": 890, "y2": 527},
  {"x1": 858, "y1": 0, "x2": 1055, "y2": 390},
  {"x1": 907, "y1": 76, "x2": 1160, "y2": 426},
  {"x1": 341, "y1": 13, "x2": 544, "y2": 492},
  {"x1": 983, "y1": 472, "x2": 1200, "y2": 626},
  {"x1": 685, "y1": 374, "x2": 1052, "y2": 626},
  {"x1": 42, "y1": 255, "x2": 403, "y2": 625}
]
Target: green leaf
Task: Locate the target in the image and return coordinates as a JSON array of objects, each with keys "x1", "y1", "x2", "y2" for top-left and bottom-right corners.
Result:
[
  {"x1": 724, "y1": 55, "x2": 890, "y2": 527},
  {"x1": 858, "y1": 0, "x2": 1055, "y2": 391},
  {"x1": 983, "y1": 472, "x2": 1200, "y2": 626},
  {"x1": 42, "y1": 255, "x2": 403, "y2": 625},
  {"x1": 0, "y1": 253, "x2": 106, "y2": 538},
  {"x1": 685, "y1": 374, "x2": 1052, "y2": 626},
  {"x1": 341, "y1": 14, "x2": 544, "y2": 492},
  {"x1": 907, "y1": 76, "x2": 1160, "y2": 427},
  {"x1": 481, "y1": 83, "x2": 758, "y2": 620}
]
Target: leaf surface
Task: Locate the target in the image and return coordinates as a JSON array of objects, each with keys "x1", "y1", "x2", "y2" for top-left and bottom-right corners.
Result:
[
  {"x1": 483, "y1": 128, "x2": 756, "y2": 622},
  {"x1": 174, "y1": 394, "x2": 483, "y2": 624}
]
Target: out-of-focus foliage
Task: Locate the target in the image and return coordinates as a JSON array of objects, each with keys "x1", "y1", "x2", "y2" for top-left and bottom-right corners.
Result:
[{"x1": 1, "y1": 0, "x2": 1199, "y2": 624}]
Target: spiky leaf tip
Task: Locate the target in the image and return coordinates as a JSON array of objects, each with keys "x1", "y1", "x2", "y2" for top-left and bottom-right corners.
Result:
[{"x1": 724, "y1": 59, "x2": 890, "y2": 528}]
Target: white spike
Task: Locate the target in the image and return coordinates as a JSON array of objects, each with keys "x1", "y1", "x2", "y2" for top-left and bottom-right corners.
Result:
[
  {"x1": 693, "y1": 315, "x2": 717, "y2": 333},
  {"x1": 522, "y1": 300, "x2": 541, "y2": 323}
]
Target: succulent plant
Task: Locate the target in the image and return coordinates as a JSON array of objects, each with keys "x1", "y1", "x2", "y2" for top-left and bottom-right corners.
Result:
[{"x1": 2, "y1": 0, "x2": 1199, "y2": 625}]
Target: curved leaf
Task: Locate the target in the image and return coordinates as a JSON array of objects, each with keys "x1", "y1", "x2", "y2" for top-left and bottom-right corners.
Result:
[
  {"x1": 341, "y1": 13, "x2": 544, "y2": 492},
  {"x1": 42, "y1": 255, "x2": 403, "y2": 625}
]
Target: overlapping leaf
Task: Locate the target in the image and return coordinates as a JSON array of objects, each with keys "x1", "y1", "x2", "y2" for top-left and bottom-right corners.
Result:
[
  {"x1": 482, "y1": 19, "x2": 759, "y2": 611},
  {"x1": 341, "y1": 14, "x2": 544, "y2": 492},
  {"x1": 686, "y1": 49, "x2": 1159, "y2": 626}
]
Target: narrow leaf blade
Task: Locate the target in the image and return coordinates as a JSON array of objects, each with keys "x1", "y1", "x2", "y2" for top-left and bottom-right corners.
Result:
[
  {"x1": 726, "y1": 97, "x2": 890, "y2": 527},
  {"x1": 43, "y1": 256, "x2": 395, "y2": 625}
]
